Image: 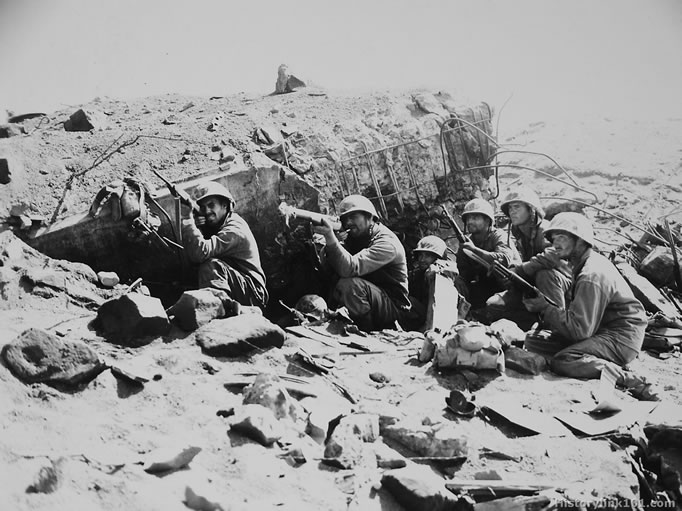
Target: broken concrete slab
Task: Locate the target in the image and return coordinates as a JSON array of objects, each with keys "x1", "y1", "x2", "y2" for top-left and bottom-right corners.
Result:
[
  {"x1": 2, "y1": 328, "x2": 104, "y2": 386},
  {"x1": 167, "y1": 288, "x2": 227, "y2": 331},
  {"x1": 381, "y1": 464, "x2": 465, "y2": 511},
  {"x1": 195, "y1": 314, "x2": 285, "y2": 357},
  {"x1": 275, "y1": 64, "x2": 306, "y2": 94},
  {"x1": 242, "y1": 373, "x2": 305, "y2": 425},
  {"x1": 373, "y1": 441, "x2": 407, "y2": 469},
  {"x1": 64, "y1": 108, "x2": 108, "y2": 131},
  {"x1": 504, "y1": 346, "x2": 548, "y2": 376},
  {"x1": 383, "y1": 420, "x2": 469, "y2": 458},
  {"x1": 96, "y1": 292, "x2": 170, "y2": 346},
  {"x1": 230, "y1": 403, "x2": 284, "y2": 446}
]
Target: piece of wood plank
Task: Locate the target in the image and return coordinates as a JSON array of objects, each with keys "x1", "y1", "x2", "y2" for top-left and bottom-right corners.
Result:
[
  {"x1": 425, "y1": 272, "x2": 459, "y2": 332},
  {"x1": 554, "y1": 401, "x2": 659, "y2": 437},
  {"x1": 473, "y1": 494, "x2": 551, "y2": 510},
  {"x1": 482, "y1": 401, "x2": 572, "y2": 437},
  {"x1": 445, "y1": 479, "x2": 558, "y2": 498}
]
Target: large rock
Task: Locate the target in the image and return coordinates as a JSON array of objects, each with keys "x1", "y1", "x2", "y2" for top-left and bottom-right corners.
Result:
[
  {"x1": 2, "y1": 328, "x2": 104, "y2": 386},
  {"x1": 274, "y1": 64, "x2": 306, "y2": 94},
  {"x1": 63, "y1": 108, "x2": 108, "y2": 131},
  {"x1": 0, "y1": 124, "x2": 25, "y2": 138},
  {"x1": 323, "y1": 414, "x2": 377, "y2": 469},
  {"x1": 166, "y1": 288, "x2": 226, "y2": 331},
  {"x1": 195, "y1": 315, "x2": 285, "y2": 357},
  {"x1": 0, "y1": 157, "x2": 10, "y2": 184},
  {"x1": 96, "y1": 293, "x2": 170, "y2": 346},
  {"x1": 230, "y1": 404, "x2": 284, "y2": 446},
  {"x1": 381, "y1": 465, "x2": 463, "y2": 511}
]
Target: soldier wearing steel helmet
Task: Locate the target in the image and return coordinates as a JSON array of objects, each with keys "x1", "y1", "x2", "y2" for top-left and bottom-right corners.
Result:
[
  {"x1": 485, "y1": 186, "x2": 571, "y2": 329},
  {"x1": 407, "y1": 235, "x2": 461, "y2": 328},
  {"x1": 180, "y1": 180, "x2": 267, "y2": 309},
  {"x1": 317, "y1": 194, "x2": 410, "y2": 332},
  {"x1": 456, "y1": 198, "x2": 520, "y2": 309},
  {"x1": 522, "y1": 213, "x2": 658, "y2": 400}
]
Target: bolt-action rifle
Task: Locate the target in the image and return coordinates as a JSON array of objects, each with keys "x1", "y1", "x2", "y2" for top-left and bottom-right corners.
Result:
[
  {"x1": 440, "y1": 204, "x2": 559, "y2": 308},
  {"x1": 151, "y1": 168, "x2": 201, "y2": 215}
]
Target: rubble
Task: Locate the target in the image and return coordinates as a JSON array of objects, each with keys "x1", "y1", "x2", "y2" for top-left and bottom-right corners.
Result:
[
  {"x1": 2, "y1": 328, "x2": 104, "y2": 386},
  {"x1": 0, "y1": 124, "x2": 26, "y2": 138},
  {"x1": 143, "y1": 445, "x2": 202, "y2": 474},
  {"x1": 381, "y1": 464, "x2": 465, "y2": 511},
  {"x1": 63, "y1": 108, "x2": 108, "y2": 131}
]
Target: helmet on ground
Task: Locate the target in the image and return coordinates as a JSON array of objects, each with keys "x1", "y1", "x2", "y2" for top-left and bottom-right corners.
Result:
[
  {"x1": 338, "y1": 195, "x2": 378, "y2": 219},
  {"x1": 294, "y1": 294, "x2": 328, "y2": 321},
  {"x1": 544, "y1": 212, "x2": 594, "y2": 246},
  {"x1": 500, "y1": 187, "x2": 544, "y2": 219},
  {"x1": 192, "y1": 181, "x2": 235, "y2": 204},
  {"x1": 413, "y1": 235, "x2": 447, "y2": 258},
  {"x1": 462, "y1": 198, "x2": 494, "y2": 224}
]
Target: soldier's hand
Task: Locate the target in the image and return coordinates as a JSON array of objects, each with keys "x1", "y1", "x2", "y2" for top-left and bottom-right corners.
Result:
[
  {"x1": 523, "y1": 295, "x2": 549, "y2": 313},
  {"x1": 535, "y1": 247, "x2": 561, "y2": 268},
  {"x1": 318, "y1": 216, "x2": 338, "y2": 243}
]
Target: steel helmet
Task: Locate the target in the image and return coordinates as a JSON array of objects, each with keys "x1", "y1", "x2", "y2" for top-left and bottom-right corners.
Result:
[
  {"x1": 192, "y1": 181, "x2": 235, "y2": 204},
  {"x1": 413, "y1": 235, "x2": 447, "y2": 258},
  {"x1": 338, "y1": 194, "x2": 378, "y2": 220},
  {"x1": 500, "y1": 187, "x2": 544, "y2": 219},
  {"x1": 462, "y1": 198, "x2": 494, "y2": 224},
  {"x1": 544, "y1": 212, "x2": 594, "y2": 246},
  {"x1": 294, "y1": 294, "x2": 328, "y2": 321}
]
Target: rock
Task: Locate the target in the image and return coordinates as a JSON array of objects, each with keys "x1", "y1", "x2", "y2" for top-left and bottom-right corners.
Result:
[
  {"x1": 2, "y1": 328, "x2": 104, "y2": 386},
  {"x1": 23, "y1": 267, "x2": 66, "y2": 291},
  {"x1": 195, "y1": 314, "x2": 285, "y2": 357},
  {"x1": 373, "y1": 442, "x2": 407, "y2": 469},
  {"x1": 9, "y1": 201, "x2": 30, "y2": 217},
  {"x1": 97, "y1": 271, "x2": 120, "y2": 288},
  {"x1": 300, "y1": 396, "x2": 351, "y2": 442},
  {"x1": 26, "y1": 458, "x2": 64, "y2": 494},
  {"x1": 96, "y1": 293, "x2": 170, "y2": 345},
  {"x1": 615, "y1": 260, "x2": 679, "y2": 317},
  {"x1": 167, "y1": 289, "x2": 227, "y2": 331},
  {"x1": 543, "y1": 199, "x2": 587, "y2": 220},
  {"x1": 0, "y1": 123, "x2": 26, "y2": 138},
  {"x1": 383, "y1": 420, "x2": 469, "y2": 458},
  {"x1": 143, "y1": 445, "x2": 202, "y2": 474},
  {"x1": 230, "y1": 404, "x2": 284, "y2": 446},
  {"x1": 639, "y1": 245, "x2": 677, "y2": 288},
  {"x1": 0, "y1": 157, "x2": 10, "y2": 184},
  {"x1": 381, "y1": 465, "x2": 461, "y2": 511},
  {"x1": 504, "y1": 346, "x2": 548, "y2": 375},
  {"x1": 329, "y1": 413, "x2": 380, "y2": 443},
  {"x1": 208, "y1": 112, "x2": 226, "y2": 131},
  {"x1": 242, "y1": 373, "x2": 305, "y2": 425},
  {"x1": 63, "y1": 108, "x2": 108, "y2": 131},
  {"x1": 369, "y1": 371, "x2": 390, "y2": 383},
  {"x1": 323, "y1": 415, "x2": 376, "y2": 469},
  {"x1": 274, "y1": 64, "x2": 307, "y2": 94},
  {"x1": 184, "y1": 485, "x2": 228, "y2": 511},
  {"x1": 412, "y1": 92, "x2": 448, "y2": 118}
]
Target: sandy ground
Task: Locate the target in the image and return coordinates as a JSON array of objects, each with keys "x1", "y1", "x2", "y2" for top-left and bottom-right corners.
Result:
[{"x1": 1, "y1": 88, "x2": 681, "y2": 510}]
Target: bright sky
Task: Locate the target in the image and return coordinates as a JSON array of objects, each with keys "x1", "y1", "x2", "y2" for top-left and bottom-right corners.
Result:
[{"x1": 1, "y1": 0, "x2": 681, "y2": 128}]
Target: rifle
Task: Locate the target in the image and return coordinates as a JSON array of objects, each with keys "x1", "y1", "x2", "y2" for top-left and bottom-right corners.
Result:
[
  {"x1": 278, "y1": 202, "x2": 343, "y2": 231},
  {"x1": 461, "y1": 246, "x2": 560, "y2": 308},
  {"x1": 440, "y1": 205, "x2": 469, "y2": 244},
  {"x1": 151, "y1": 168, "x2": 201, "y2": 214}
]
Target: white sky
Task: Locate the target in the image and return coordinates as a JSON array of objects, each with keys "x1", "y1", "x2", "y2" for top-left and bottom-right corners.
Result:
[{"x1": 1, "y1": 0, "x2": 681, "y2": 128}]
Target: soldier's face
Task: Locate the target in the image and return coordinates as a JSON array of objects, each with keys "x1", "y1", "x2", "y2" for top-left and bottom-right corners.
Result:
[
  {"x1": 341, "y1": 212, "x2": 372, "y2": 238},
  {"x1": 507, "y1": 202, "x2": 531, "y2": 226},
  {"x1": 199, "y1": 196, "x2": 229, "y2": 227},
  {"x1": 465, "y1": 213, "x2": 490, "y2": 234},
  {"x1": 414, "y1": 251, "x2": 437, "y2": 270},
  {"x1": 550, "y1": 232, "x2": 577, "y2": 259}
]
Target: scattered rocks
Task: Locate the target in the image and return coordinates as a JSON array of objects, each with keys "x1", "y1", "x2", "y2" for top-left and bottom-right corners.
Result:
[
  {"x1": 96, "y1": 292, "x2": 170, "y2": 345},
  {"x1": 242, "y1": 373, "x2": 305, "y2": 425},
  {"x1": 274, "y1": 64, "x2": 307, "y2": 94},
  {"x1": 383, "y1": 419, "x2": 469, "y2": 458},
  {"x1": 2, "y1": 328, "x2": 105, "y2": 386},
  {"x1": 64, "y1": 108, "x2": 108, "y2": 131},
  {"x1": 0, "y1": 123, "x2": 26, "y2": 138},
  {"x1": 207, "y1": 112, "x2": 226, "y2": 131},
  {"x1": 195, "y1": 314, "x2": 285, "y2": 357}
]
